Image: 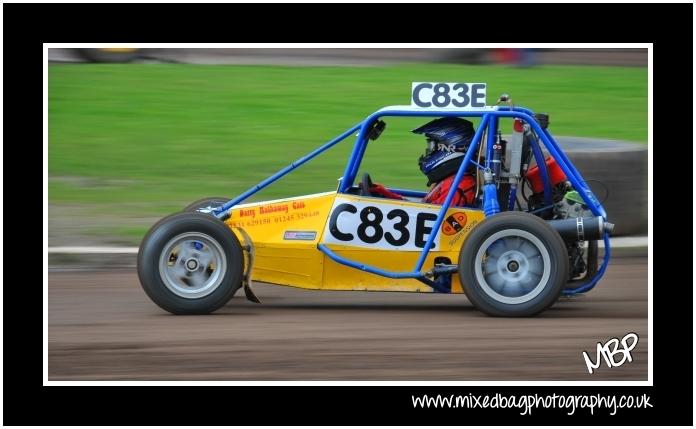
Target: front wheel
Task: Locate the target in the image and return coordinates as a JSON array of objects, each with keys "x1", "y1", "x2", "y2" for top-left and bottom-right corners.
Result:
[
  {"x1": 137, "y1": 212, "x2": 244, "y2": 314},
  {"x1": 458, "y1": 212, "x2": 569, "y2": 316}
]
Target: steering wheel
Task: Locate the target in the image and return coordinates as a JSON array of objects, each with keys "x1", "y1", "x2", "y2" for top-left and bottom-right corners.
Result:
[{"x1": 360, "y1": 172, "x2": 374, "y2": 196}]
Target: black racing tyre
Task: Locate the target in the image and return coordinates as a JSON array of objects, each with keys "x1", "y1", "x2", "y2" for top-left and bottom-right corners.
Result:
[
  {"x1": 77, "y1": 48, "x2": 141, "y2": 63},
  {"x1": 137, "y1": 212, "x2": 244, "y2": 314},
  {"x1": 184, "y1": 197, "x2": 230, "y2": 213},
  {"x1": 458, "y1": 212, "x2": 569, "y2": 317}
]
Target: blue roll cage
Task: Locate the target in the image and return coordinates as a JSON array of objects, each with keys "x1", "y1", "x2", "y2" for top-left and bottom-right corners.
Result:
[{"x1": 214, "y1": 105, "x2": 611, "y2": 296}]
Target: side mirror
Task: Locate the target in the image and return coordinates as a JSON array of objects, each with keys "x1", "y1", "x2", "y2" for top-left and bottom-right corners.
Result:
[{"x1": 367, "y1": 120, "x2": 386, "y2": 141}]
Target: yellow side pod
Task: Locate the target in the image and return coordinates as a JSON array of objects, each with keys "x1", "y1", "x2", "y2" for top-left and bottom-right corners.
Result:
[{"x1": 225, "y1": 191, "x2": 485, "y2": 293}]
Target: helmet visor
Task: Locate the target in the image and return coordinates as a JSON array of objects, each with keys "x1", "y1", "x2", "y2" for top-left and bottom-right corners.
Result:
[{"x1": 425, "y1": 138, "x2": 438, "y2": 157}]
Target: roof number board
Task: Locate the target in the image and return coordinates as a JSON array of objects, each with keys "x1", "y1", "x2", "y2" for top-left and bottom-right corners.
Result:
[{"x1": 411, "y1": 82, "x2": 487, "y2": 109}]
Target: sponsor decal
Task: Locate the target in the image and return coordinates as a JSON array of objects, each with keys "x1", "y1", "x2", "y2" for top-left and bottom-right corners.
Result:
[
  {"x1": 447, "y1": 219, "x2": 478, "y2": 247},
  {"x1": 228, "y1": 198, "x2": 321, "y2": 228},
  {"x1": 240, "y1": 209, "x2": 255, "y2": 218},
  {"x1": 441, "y1": 212, "x2": 468, "y2": 236},
  {"x1": 283, "y1": 231, "x2": 317, "y2": 241},
  {"x1": 259, "y1": 204, "x2": 289, "y2": 214}
]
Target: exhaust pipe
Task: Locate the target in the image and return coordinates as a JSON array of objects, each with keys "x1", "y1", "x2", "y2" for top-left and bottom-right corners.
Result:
[{"x1": 548, "y1": 216, "x2": 614, "y2": 242}]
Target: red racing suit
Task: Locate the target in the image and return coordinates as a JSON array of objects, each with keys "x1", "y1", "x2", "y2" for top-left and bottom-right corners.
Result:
[{"x1": 422, "y1": 174, "x2": 476, "y2": 206}]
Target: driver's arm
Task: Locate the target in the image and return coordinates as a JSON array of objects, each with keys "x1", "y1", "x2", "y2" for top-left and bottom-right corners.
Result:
[{"x1": 369, "y1": 183, "x2": 405, "y2": 200}]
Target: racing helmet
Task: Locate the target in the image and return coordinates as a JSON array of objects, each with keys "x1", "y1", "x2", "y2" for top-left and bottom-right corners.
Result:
[{"x1": 413, "y1": 117, "x2": 476, "y2": 186}]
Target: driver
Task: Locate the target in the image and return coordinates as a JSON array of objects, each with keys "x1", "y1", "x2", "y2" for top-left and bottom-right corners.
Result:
[{"x1": 367, "y1": 117, "x2": 477, "y2": 207}]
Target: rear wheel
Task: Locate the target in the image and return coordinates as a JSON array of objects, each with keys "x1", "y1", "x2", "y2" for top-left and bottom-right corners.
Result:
[
  {"x1": 137, "y1": 212, "x2": 243, "y2": 314},
  {"x1": 458, "y1": 212, "x2": 568, "y2": 316}
]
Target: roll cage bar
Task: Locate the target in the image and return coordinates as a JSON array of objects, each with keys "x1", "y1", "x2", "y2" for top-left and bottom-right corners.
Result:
[{"x1": 214, "y1": 105, "x2": 611, "y2": 295}]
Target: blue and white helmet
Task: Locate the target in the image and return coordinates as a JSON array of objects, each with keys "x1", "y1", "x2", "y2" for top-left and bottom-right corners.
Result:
[{"x1": 413, "y1": 117, "x2": 476, "y2": 186}]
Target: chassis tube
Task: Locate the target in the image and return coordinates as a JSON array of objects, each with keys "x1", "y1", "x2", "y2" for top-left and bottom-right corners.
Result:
[
  {"x1": 413, "y1": 115, "x2": 490, "y2": 272},
  {"x1": 217, "y1": 123, "x2": 362, "y2": 217}
]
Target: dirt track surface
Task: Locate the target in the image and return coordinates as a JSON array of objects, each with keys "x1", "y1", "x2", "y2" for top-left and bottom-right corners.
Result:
[{"x1": 48, "y1": 257, "x2": 648, "y2": 381}]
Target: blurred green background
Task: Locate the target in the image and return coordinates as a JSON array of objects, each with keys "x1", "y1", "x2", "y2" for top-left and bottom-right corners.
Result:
[{"x1": 48, "y1": 63, "x2": 647, "y2": 245}]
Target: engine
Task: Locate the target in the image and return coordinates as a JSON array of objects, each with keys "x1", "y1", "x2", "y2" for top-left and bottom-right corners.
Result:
[
  {"x1": 552, "y1": 189, "x2": 597, "y2": 279},
  {"x1": 553, "y1": 190, "x2": 592, "y2": 219},
  {"x1": 484, "y1": 116, "x2": 601, "y2": 282}
]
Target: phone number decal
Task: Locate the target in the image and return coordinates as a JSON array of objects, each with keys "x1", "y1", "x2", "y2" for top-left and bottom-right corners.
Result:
[{"x1": 323, "y1": 199, "x2": 440, "y2": 250}]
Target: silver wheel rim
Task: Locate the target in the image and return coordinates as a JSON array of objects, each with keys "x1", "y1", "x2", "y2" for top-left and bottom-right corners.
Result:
[
  {"x1": 158, "y1": 232, "x2": 227, "y2": 299},
  {"x1": 474, "y1": 229, "x2": 551, "y2": 305}
]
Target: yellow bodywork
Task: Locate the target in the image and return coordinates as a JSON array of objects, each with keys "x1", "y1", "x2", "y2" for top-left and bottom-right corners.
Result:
[{"x1": 225, "y1": 192, "x2": 485, "y2": 293}]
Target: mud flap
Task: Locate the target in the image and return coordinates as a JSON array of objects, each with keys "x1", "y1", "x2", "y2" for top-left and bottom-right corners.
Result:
[
  {"x1": 244, "y1": 282, "x2": 261, "y2": 304},
  {"x1": 234, "y1": 227, "x2": 261, "y2": 304}
]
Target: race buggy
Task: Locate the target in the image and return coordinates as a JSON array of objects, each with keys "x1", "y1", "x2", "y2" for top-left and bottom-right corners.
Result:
[{"x1": 137, "y1": 84, "x2": 614, "y2": 317}]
